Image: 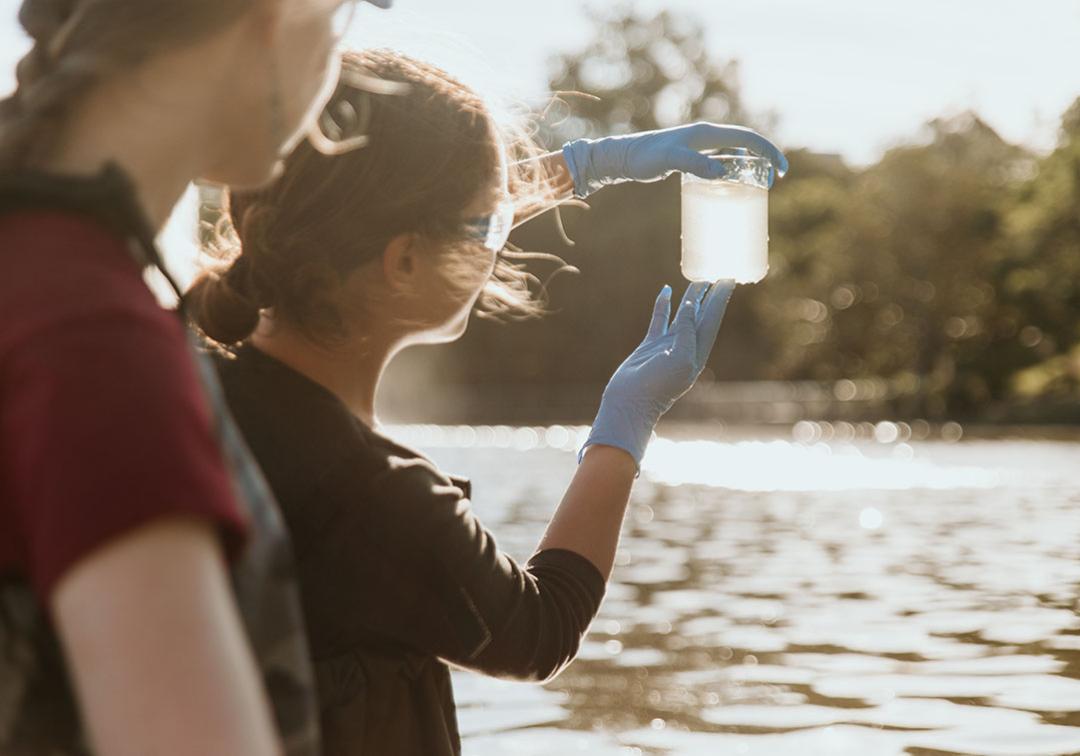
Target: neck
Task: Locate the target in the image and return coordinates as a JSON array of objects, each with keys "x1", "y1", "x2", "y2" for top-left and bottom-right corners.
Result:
[
  {"x1": 250, "y1": 316, "x2": 402, "y2": 428},
  {"x1": 39, "y1": 64, "x2": 215, "y2": 232}
]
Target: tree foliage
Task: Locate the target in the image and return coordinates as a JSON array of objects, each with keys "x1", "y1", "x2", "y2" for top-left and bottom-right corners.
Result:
[
  {"x1": 398, "y1": 7, "x2": 1080, "y2": 422},
  {"x1": 546, "y1": 7, "x2": 753, "y2": 137}
]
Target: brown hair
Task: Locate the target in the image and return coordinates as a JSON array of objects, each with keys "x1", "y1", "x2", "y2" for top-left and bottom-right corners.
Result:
[
  {"x1": 0, "y1": 0, "x2": 254, "y2": 170},
  {"x1": 188, "y1": 49, "x2": 553, "y2": 346}
]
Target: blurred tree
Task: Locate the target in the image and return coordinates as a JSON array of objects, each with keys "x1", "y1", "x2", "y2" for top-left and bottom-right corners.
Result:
[
  {"x1": 546, "y1": 6, "x2": 754, "y2": 139},
  {"x1": 418, "y1": 6, "x2": 766, "y2": 422},
  {"x1": 382, "y1": 11, "x2": 1080, "y2": 424},
  {"x1": 1000, "y1": 97, "x2": 1080, "y2": 402},
  {"x1": 760, "y1": 114, "x2": 1032, "y2": 417}
]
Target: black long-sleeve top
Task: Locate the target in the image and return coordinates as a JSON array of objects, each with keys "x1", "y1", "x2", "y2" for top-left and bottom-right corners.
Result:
[{"x1": 215, "y1": 345, "x2": 606, "y2": 756}]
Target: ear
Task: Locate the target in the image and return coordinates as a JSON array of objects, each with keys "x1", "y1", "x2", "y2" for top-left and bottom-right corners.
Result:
[{"x1": 381, "y1": 233, "x2": 420, "y2": 293}]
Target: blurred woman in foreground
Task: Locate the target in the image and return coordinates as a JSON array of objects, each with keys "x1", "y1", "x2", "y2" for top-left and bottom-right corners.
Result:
[
  {"x1": 0, "y1": 1, "x2": 390, "y2": 754},
  {"x1": 189, "y1": 48, "x2": 785, "y2": 755}
]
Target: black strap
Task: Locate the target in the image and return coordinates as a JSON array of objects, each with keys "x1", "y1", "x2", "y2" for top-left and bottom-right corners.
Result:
[{"x1": 0, "y1": 163, "x2": 188, "y2": 316}]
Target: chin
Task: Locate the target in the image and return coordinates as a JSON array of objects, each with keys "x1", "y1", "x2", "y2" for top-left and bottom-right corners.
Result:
[
  {"x1": 444, "y1": 310, "x2": 472, "y2": 341},
  {"x1": 416, "y1": 312, "x2": 471, "y2": 345},
  {"x1": 203, "y1": 148, "x2": 284, "y2": 191}
]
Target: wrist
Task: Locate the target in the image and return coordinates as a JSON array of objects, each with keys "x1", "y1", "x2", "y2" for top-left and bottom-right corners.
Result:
[
  {"x1": 578, "y1": 443, "x2": 640, "y2": 476},
  {"x1": 579, "y1": 397, "x2": 660, "y2": 468},
  {"x1": 560, "y1": 140, "x2": 591, "y2": 198},
  {"x1": 562, "y1": 138, "x2": 620, "y2": 198}
]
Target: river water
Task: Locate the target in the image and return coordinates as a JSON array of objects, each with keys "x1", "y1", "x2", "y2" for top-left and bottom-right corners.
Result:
[{"x1": 390, "y1": 423, "x2": 1080, "y2": 756}]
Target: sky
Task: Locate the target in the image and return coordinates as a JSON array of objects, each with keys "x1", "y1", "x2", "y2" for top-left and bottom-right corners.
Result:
[{"x1": 1, "y1": 0, "x2": 1078, "y2": 165}]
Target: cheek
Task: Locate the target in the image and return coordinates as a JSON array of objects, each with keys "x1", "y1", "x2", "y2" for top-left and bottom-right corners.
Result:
[
  {"x1": 461, "y1": 251, "x2": 497, "y2": 309},
  {"x1": 423, "y1": 250, "x2": 494, "y2": 328},
  {"x1": 435, "y1": 280, "x2": 481, "y2": 328}
]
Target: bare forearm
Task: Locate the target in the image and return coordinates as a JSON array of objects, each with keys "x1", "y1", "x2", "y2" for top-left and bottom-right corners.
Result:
[
  {"x1": 53, "y1": 518, "x2": 282, "y2": 756},
  {"x1": 536, "y1": 444, "x2": 637, "y2": 579}
]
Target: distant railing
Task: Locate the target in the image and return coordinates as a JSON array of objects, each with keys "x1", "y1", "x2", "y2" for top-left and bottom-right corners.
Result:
[
  {"x1": 381, "y1": 378, "x2": 907, "y2": 426},
  {"x1": 379, "y1": 376, "x2": 1080, "y2": 426},
  {"x1": 669, "y1": 378, "x2": 900, "y2": 424}
]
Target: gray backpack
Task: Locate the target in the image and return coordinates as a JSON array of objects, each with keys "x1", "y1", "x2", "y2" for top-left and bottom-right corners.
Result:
[
  {"x1": 0, "y1": 167, "x2": 321, "y2": 755},
  {"x1": 0, "y1": 348, "x2": 320, "y2": 756}
]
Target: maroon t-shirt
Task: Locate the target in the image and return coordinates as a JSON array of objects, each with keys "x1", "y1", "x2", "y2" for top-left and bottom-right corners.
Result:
[{"x1": 0, "y1": 210, "x2": 246, "y2": 599}]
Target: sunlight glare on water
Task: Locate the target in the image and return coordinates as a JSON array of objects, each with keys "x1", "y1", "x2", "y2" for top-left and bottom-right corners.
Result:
[
  {"x1": 397, "y1": 423, "x2": 1080, "y2": 756},
  {"x1": 640, "y1": 437, "x2": 999, "y2": 491},
  {"x1": 858, "y1": 507, "x2": 883, "y2": 529}
]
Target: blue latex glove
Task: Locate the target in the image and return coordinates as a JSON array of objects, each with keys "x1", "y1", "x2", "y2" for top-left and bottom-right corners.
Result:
[
  {"x1": 562, "y1": 122, "x2": 788, "y2": 198},
  {"x1": 582, "y1": 281, "x2": 735, "y2": 467}
]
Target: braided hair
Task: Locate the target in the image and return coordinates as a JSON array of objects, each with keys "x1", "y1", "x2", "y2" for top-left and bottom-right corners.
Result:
[{"x1": 0, "y1": 0, "x2": 254, "y2": 170}]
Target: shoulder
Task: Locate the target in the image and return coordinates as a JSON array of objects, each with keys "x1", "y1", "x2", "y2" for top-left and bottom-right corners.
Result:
[
  {"x1": 0, "y1": 210, "x2": 173, "y2": 343},
  {"x1": 315, "y1": 438, "x2": 473, "y2": 547},
  {"x1": 374, "y1": 452, "x2": 468, "y2": 505},
  {"x1": 214, "y1": 347, "x2": 382, "y2": 479},
  {"x1": 324, "y1": 434, "x2": 465, "y2": 508}
]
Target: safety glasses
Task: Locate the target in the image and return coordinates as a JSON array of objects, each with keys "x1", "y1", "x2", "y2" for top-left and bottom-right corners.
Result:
[{"x1": 464, "y1": 199, "x2": 515, "y2": 253}]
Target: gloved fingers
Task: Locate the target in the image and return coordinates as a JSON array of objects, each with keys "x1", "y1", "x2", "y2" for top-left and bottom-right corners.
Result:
[
  {"x1": 645, "y1": 284, "x2": 673, "y2": 341},
  {"x1": 672, "y1": 281, "x2": 709, "y2": 353},
  {"x1": 703, "y1": 156, "x2": 738, "y2": 181},
  {"x1": 683, "y1": 123, "x2": 789, "y2": 179},
  {"x1": 695, "y1": 280, "x2": 736, "y2": 364},
  {"x1": 695, "y1": 280, "x2": 711, "y2": 309},
  {"x1": 672, "y1": 281, "x2": 709, "y2": 329},
  {"x1": 665, "y1": 148, "x2": 730, "y2": 181}
]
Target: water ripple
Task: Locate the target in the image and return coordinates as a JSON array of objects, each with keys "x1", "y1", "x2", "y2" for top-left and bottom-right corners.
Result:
[{"x1": 414, "y1": 427, "x2": 1080, "y2": 755}]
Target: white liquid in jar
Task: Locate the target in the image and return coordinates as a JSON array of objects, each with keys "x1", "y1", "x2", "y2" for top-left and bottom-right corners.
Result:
[{"x1": 681, "y1": 179, "x2": 769, "y2": 284}]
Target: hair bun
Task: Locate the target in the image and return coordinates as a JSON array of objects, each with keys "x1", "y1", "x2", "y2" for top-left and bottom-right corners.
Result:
[
  {"x1": 186, "y1": 268, "x2": 261, "y2": 345},
  {"x1": 19, "y1": 0, "x2": 77, "y2": 41}
]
